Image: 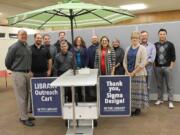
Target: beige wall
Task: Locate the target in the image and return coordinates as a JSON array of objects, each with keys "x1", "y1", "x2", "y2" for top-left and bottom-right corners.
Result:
[{"x1": 120, "y1": 10, "x2": 180, "y2": 25}]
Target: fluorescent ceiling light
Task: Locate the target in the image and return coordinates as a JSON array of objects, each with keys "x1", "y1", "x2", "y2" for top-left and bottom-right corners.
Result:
[{"x1": 120, "y1": 3, "x2": 147, "y2": 11}]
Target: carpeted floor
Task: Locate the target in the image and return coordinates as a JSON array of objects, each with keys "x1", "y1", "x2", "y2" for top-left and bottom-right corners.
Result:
[{"x1": 0, "y1": 78, "x2": 180, "y2": 135}]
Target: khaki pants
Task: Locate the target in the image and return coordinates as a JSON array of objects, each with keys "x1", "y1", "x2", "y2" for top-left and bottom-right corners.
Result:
[{"x1": 12, "y1": 72, "x2": 30, "y2": 120}]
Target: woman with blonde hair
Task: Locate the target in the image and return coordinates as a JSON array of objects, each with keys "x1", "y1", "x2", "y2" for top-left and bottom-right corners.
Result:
[
  {"x1": 123, "y1": 31, "x2": 148, "y2": 116},
  {"x1": 94, "y1": 36, "x2": 116, "y2": 75}
]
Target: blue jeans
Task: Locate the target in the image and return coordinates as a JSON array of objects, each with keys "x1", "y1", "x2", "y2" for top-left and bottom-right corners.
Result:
[{"x1": 155, "y1": 67, "x2": 173, "y2": 101}]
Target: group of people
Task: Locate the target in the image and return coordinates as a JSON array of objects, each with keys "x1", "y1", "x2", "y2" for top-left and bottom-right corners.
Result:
[
  {"x1": 5, "y1": 28, "x2": 176, "y2": 127},
  {"x1": 124, "y1": 29, "x2": 175, "y2": 115}
]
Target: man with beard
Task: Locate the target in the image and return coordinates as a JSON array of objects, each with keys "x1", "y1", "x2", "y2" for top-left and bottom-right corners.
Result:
[
  {"x1": 31, "y1": 33, "x2": 52, "y2": 77},
  {"x1": 43, "y1": 34, "x2": 57, "y2": 61},
  {"x1": 43, "y1": 34, "x2": 57, "y2": 76}
]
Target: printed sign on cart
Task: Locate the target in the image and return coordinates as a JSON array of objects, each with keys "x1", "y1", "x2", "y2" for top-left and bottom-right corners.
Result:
[
  {"x1": 31, "y1": 77, "x2": 62, "y2": 117},
  {"x1": 99, "y1": 76, "x2": 131, "y2": 116}
]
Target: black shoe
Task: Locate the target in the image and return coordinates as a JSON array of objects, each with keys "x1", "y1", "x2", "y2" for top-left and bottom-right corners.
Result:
[
  {"x1": 19, "y1": 119, "x2": 35, "y2": 126},
  {"x1": 131, "y1": 111, "x2": 136, "y2": 116},
  {"x1": 28, "y1": 110, "x2": 32, "y2": 113},
  {"x1": 20, "y1": 117, "x2": 35, "y2": 121},
  {"x1": 28, "y1": 117, "x2": 35, "y2": 121},
  {"x1": 134, "y1": 109, "x2": 141, "y2": 116}
]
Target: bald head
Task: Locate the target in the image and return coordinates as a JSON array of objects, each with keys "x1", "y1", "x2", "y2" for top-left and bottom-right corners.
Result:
[
  {"x1": 18, "y1": 29, "x2": 27, "y2": 43},
  {"x1": 91, "y1": 35, "x2": 98, "y2": 45}
]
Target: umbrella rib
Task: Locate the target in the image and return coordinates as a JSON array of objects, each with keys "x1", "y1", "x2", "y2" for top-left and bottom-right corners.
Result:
[
  {"x1": 74, "y1": 9, "x2": 86, "y2": 16},
  {"x1": 84, "y1": 9, "x2": 112, "y2": 24},
  {"x1": 73, "y1": 17, "x2": 77, "y2": 28},
  {"x1": 53, "y1": 9, "x2": 70, "y2": 17},
  {"x1": 74, "y1": 9, "x2": 96, "y2": 17},
  {"x1": 45, "y1": 10, "x2": 69, "y2": 17},
  {"x1": 103, "y1": 9, "x2": 135, "y2": 18},
  {"x1": 45, "y1": 11, "x2": 60, "y2": 16},
  {"x1": 10, "y1": 12, "x2": 45, "y2": 26},
  {"x1": 37, "y1": 14, "x2": 56, "y2": 29}
]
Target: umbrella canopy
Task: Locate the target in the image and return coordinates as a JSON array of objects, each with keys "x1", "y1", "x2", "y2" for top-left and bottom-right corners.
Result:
[{"x1": 8, "y1": 0, "x2": 135, "y2": 30}]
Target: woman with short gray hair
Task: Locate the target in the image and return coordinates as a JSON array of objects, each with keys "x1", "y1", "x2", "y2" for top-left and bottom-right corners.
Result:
[{"x1": 123, "y1": 31, "x2": 148, "y2": 116}]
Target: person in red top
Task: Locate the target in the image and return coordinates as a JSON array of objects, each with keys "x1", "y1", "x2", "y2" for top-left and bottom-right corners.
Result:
[
  {"x1": 101, "y1": 47, "x2": 107, "y2": 75},
  {"x1": 94, "y1": 36, "x2": 116, "y2": 75}
]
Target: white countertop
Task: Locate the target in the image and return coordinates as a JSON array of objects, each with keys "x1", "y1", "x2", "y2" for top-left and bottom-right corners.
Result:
[{"x1": 51, "y1": 69, "x2": 98, "y2": 87}]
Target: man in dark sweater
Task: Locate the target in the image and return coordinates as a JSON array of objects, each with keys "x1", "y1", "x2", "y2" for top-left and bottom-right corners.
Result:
[
  {"x1": 154, "y1": 28, "x2": 176, "y2": 109},
  {"x1": 53, "y1": 41, "x2": 74, "y2": 102},
  {"x1": 87, "y1": 35, "x2": 99, "y2": 69},
  {"x1": 86, "y1": 35, "x2": 99, "y2": 102},
  {"x1": 53, "y1": 41, "x2": 74, "y2": 76}
]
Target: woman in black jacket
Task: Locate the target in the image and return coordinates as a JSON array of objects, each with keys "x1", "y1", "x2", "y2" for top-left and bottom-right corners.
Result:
[{"x1": 112, "y1": 39, "x2": 125, "y2": 75}]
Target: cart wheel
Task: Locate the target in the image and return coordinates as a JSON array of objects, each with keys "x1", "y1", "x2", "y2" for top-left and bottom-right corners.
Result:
[
  {"x1": 94, "y1": 120, "x2": 98, "y2": 127},
  {"x1": 65, "y1": 120, "x2": 68, "y2": 127}
]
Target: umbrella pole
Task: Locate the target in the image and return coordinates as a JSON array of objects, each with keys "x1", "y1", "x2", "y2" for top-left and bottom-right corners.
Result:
[
  {"x1": 69, "y1": 9, "x2": 76, "y2": 135},
  {"x1": 69, "y1": 9, "x2": 76, "y2": 76}
]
